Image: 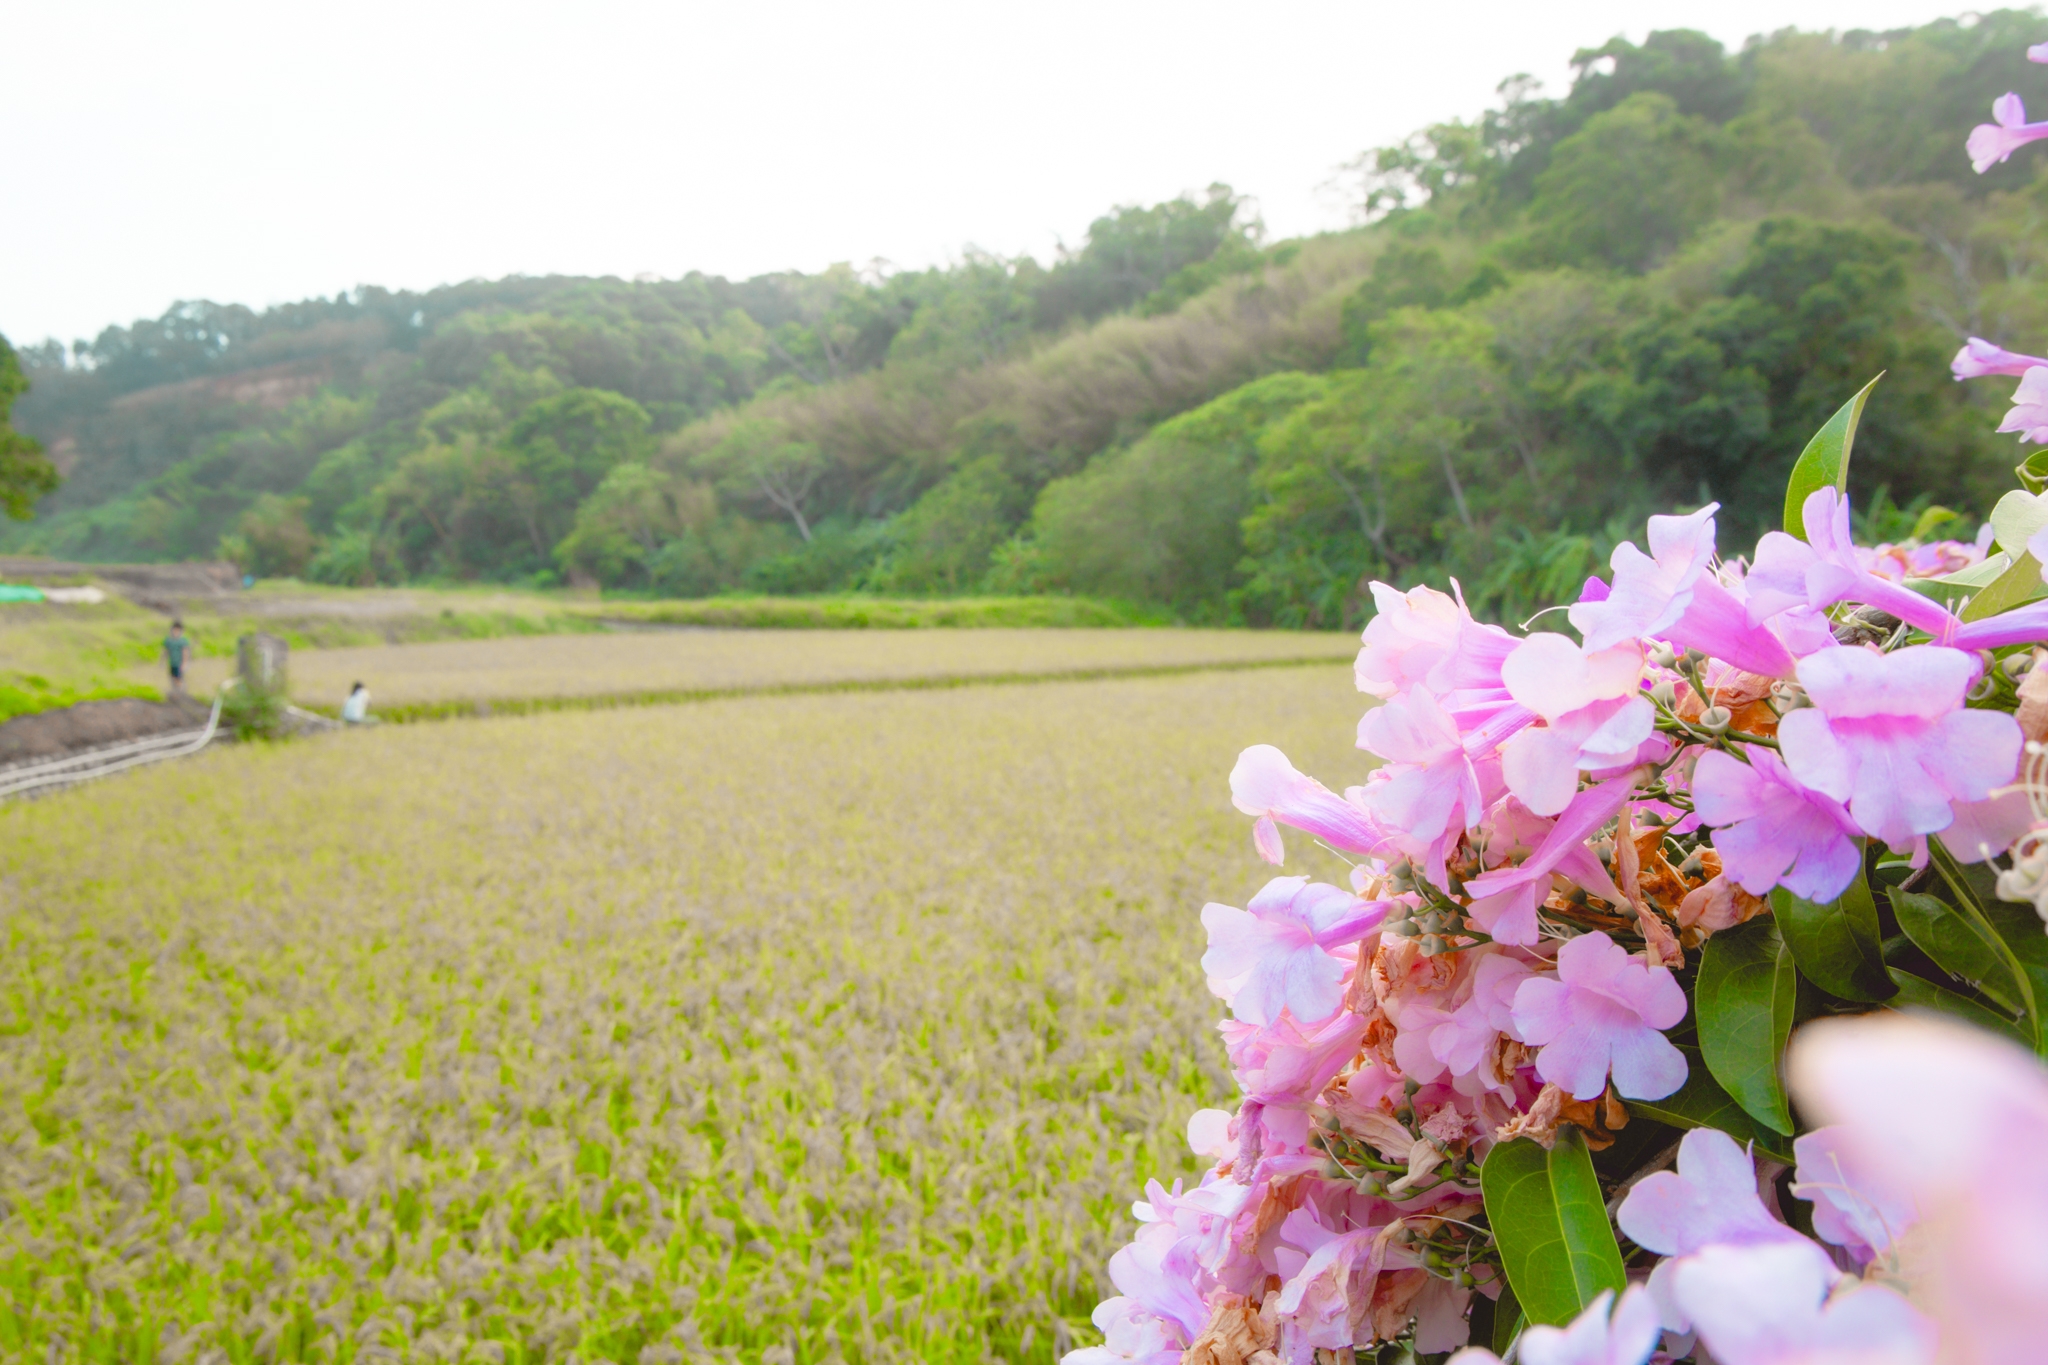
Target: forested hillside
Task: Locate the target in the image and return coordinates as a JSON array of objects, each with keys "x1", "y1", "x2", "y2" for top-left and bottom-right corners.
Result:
[{"x1": 10, "y1": 13, "x2": 2048, "y2": 627}]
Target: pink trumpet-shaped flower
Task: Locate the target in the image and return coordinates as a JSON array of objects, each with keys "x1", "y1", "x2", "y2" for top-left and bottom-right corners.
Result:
[
  {"x1": 1669, "y1": 1242, "x2": 1936, "y2": 1365},
  {"x1": 1569, "y1": 503, "x2": 1719, "y2": 652},
  {"x1": 1463, "y1": 778, "x2": 1633, "y2": 946},
  {"x1": 1510, "y1": 931, "x2": 1686, "y2": 1101},
  {"x1": 1444, "y1": 1287, "x2": 1662, "y2": 1365},
  {"x1": 1231, "y1": 744, "x2": 1390, "y2": 864},
  {"x1": 1273, "y1": 1208, "x2": 1399, "y2": 1351},
  {"x1": 1792, "y1": 1126, "x2": 1918, "y2": 1268},
  {"x1": 1201, "y1": 876, "x2": 1387, "y2": 1026},
  {"x1": 1498, "y1": 634, "x2": 1652, "y2": 816},
  {"x1": 1952, "y1": 335, "x2": 2048, "y2": 379},
  {"x1": 1356, "y1": 581, "x2": 1517, "y2": 703},
  {"x1": 1777, "y1": 644, "x2": 2023, "y2": 850},
  {"x1": 2032, "y1": 40, "x2": 2048, "y2": 62},
  {"x1": 1790, "y1": 1014, "x2": 2048, "y2": 1363},
  {"x1": 1997, "y1": 364, "x2": 2048, "y2": 443},
  {"x1": 1219, "y1": 1008, "x2": 1371, "y2": 1108},
  {"x1": 1428, "y1": 952, "x2": 1535, "y2": 1078},
  {"x1": 1690, "y1": 747, "x2": 1862, "y2": 902},
  {"x1": 1357, "y1": 685, "x2": 1488, "y2": 866},
  {"x1": 1748, "y1": 488, "x2": 1961, "y2": 639},
  {"x1": 1062, "y1": 1296, "x2": 1186, "y2": 1365},
  {"x1": 1969, "y1": 92, "x2": 2048, "y2": 173}
]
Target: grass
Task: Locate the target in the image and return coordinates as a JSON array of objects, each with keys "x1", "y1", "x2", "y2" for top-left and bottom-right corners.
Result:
[
  {"x1": 0, "y1": 665, "x2": 1365, "y2": 1363},
  {"x1": 144, "y1": 628, "x2": 1360, "y2": 717}
]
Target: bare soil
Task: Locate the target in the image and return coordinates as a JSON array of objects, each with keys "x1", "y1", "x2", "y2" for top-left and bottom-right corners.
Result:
[{"x1": 0, "y1": 695, "x2": 212, "y2": 766}]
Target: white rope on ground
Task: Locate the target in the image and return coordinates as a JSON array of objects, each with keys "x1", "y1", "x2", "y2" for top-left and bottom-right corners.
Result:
[{"x1": 0, "y1": 692, "x2": 226, "y2": 800}]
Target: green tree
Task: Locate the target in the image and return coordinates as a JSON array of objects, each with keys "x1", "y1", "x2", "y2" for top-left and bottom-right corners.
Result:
[
  {"x1": 1520, "y1": 93, "x2": 1724, "y2": 272},
  {"x1": 554, "y1": 463, "x2": 713, "y2": 586},
  {"x1": 0, "y1": 335, "x2": 59, "y2": 519}
]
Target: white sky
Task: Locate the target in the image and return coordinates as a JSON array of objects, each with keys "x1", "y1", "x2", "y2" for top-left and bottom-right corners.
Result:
[{"x1": 0, "y1": 0, "x2": 2006, "y2": 346}]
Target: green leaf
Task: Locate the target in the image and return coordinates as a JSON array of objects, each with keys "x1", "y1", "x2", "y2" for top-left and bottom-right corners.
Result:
[
  {"x1": 1989, "y1": 488, "x2": 2048, "y2": 556},
  {"x1": 1886, "y1": 967, "x2": 2031, "y2": 1047},
  {"x1": 1892, "y1": 887, "x2": 2024, "y2": 1014},
  {"x1": 1929, "y1": 838, "x2": 2043, "y2": 1051},
  {"x1": 1960, "y1": 551, "x2": 2044, "y2": 621},
  {"x1": 1491, "y1": 1281, "x2": 1524, "y2": 1357},
  {"x1": 1782, "y1": 374, "x2": 1882, "y2": 540},
  {"x1": 1695, "y1": 916, "x2": 1796, "y2": 1135},
  {"x1": 2018, "y1": 449, "x2": 2048, "y2": 496},
  {"x1": 1771, "y1": 869, "x2": 1893, "y2": 1003},
  {"x1": 1480, "y1": 1127, "x2": 1627, "y2": 1327},
  {"x1": 1626, "y1": 1044, "x2": 1795, "y2": 1162}
]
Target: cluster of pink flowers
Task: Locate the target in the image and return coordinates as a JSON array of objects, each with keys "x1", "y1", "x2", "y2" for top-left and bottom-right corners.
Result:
[
  {"x1": 1070, "y1": 488, "x2": 2047, "y2": 1363},
  {"x1": 1066, "y1": 40, "x2": 2048, "y2": 1365}
]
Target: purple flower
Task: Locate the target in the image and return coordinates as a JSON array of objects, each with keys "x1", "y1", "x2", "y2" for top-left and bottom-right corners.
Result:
[
  {"x1": 1201, "y1": 876, "x2": 1386, "y2": 1026},
  {"x1": 1498, "y1": 634, "x2": 1652, "y2": 816},
  {"x1": 1510, "y1": 931, "x2": 1687, "y2": 1100},
  {"x1": 1952, "y1": 336, "x2": 2048, "y2": 379},
  {"x1": 1777, "y1": 644, "x2": 2023, "y2": 850},
  {"x1": 1998, "y1": 365, "x2": 2048, "y2": 443},
  {"x1": 1691, "y1": 748, "x2": 1862, "y2": 902},
  {"x1": 1792, "y1": 1126, "x2": 1918, "y2": 1268},
  {"x1": 1463, "y1": 778, "x2": 1633, "y2": 946},
  {"x1": 1970, "y1": 92, "x2": 2048, "y2": 173},
  {"x1": 1669, "y1": 1243, "x2": 1936, "y2": 1365},
  {"x1": 1230, "y1": 744, "x2": 1390, "y2": 864}
]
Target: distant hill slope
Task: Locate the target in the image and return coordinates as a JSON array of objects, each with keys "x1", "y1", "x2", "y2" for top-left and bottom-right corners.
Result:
[{"x1": 7, "y1": 12, "x2": 2046, "y2": 627}]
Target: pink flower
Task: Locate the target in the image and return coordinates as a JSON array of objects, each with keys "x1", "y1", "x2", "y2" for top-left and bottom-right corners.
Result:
[
  {"x1": 1231, "y1": 744, "x2": 1390, "y2": 864},
  {"x1": 1669, "y1": 1243, "x2": 1935, "y2": 1365},
  {"x1": 1356, "y1": 685, "x2": 1489, "y2": 869},
  {"x1": 1274, "y1": 1208, "x2": 1400, "y2": 1350},
  {"x1": 1969, "y1": 92, "x2": 2048, "y2": 172},
  {"x1": 1201, "y1": 876, "x2": 1387, "y2": 1026},
  {"x1": 1463, "y1": 779, "x2": 1633, "y2": 946},
  {"x1": 1569, "y1": 503, "x2": 1720, "y2": 651},
  {"x1": 1792, "y1": 1126, "x2": 1918, "y2": 1268},
  {"x1": 1443, "y1": 1287, "x2": 1661, "y2": 1365},
  {"x1": 1952, "y1": 336, "x2": 2048, "y2": 379},
  {"x1": 1428, "y1": 952, "x2": 1535, "y2": 1079},
  {"x1": 1748, "y1": 489, "x2": 1961, "y2": 640},
  {"x1": 1355, "y1": 581, "x2": 1517, "y2": 704},
  {"x1": 1691, "y1": 747, "x2": 1863, "y2": 902},
  {"x1": 1509, "y1": 931, "x2": 1686, "y2": 1100},
  {"x1": 1063, "y1": 1296, "x2": 1187, "y2": 1365},
  {"x1": 1618, "y1": 1128, "x2": 1813, "y2": 1258},
  {"x1": 1997, "y1": 364, "x2": 2048, "y2": 443},
  {"x1": 1790, "y1": 1014, "x2": 2048, "y2": 1363},
  {"x1": 1220, "y1": 1009, "x2": 1371, "y2": 1108},
  {"x1": 1498, "y1": 634, "x2": 1652, "y2": 816},
  {"x1": 1777, "y1": 644, "x2": 2023, "y2": 850}
]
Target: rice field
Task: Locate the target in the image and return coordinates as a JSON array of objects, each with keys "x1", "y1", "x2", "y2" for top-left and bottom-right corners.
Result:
[
  {"x1": 148, "y1": 628, "x2": 1356, "y2": 714},
  {"x1": 0, "y1": 663, "x2": 1364, "y2": 1363}
]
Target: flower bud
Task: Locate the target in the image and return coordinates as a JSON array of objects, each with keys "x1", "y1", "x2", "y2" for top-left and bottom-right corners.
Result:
[
  {"x1": 1648, "y1": 642, "x2": 1678, "y2": 668},
  {"x1": 2004, "y1": 652, "x2": 2036, "y2": 681},
  {"x1": 1649, "y1": 679, "x2": 1678, "y2": 708},
  {"x1": 1698, "y1": 705, "x2": 1732, "y2": 734}
]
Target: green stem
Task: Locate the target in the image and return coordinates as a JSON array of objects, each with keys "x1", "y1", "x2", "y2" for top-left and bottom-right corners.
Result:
[{"x1": 1930, "y1": 836, "x2": 2044, "y2": 1055}]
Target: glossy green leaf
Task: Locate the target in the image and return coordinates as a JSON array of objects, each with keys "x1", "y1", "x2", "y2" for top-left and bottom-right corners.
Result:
[
  {"x1": 1626, "y1": 1044, "x2": 1795, "y2": 1162},
  {"x1": 1481, "y1": 1128, "x2": 1627, "y2": 1327},
  {"x1": 1886, "y1": 967, "x2": 2031, "y2": 1047},
  {"x1": 1771, "y1": 870, "x2": 1893, "y2": 1003},
  {"x1": 1782, "y1": 375, "x2": 1882, "y2": 539},
  {"x1": 1695, "y1": 917, "x2": 1796, "y2": 1134},
  {"x1": 1960, "y1": 551, "x2": 2044, "y2": 621},
  {"x1": 2018, "y1": 449, "x2": 2048, "y2": 496},
  {"x1": 1892, "y1": 887, "x2": 2023, "y2": 1014}
]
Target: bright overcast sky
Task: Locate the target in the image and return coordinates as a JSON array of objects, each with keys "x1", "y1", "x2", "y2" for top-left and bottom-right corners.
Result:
[{"x1": 0, "y1": 0, "x2": 2007, "y2": 346}]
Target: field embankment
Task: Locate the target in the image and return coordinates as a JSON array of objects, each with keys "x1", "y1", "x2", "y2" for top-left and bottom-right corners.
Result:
[
  {"x1": 0, "y1": 666, "x2": 1362, "y2": 1363},
  {"x1": 148, "y1": 626, "x2": 1359, "y2": 719}
]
